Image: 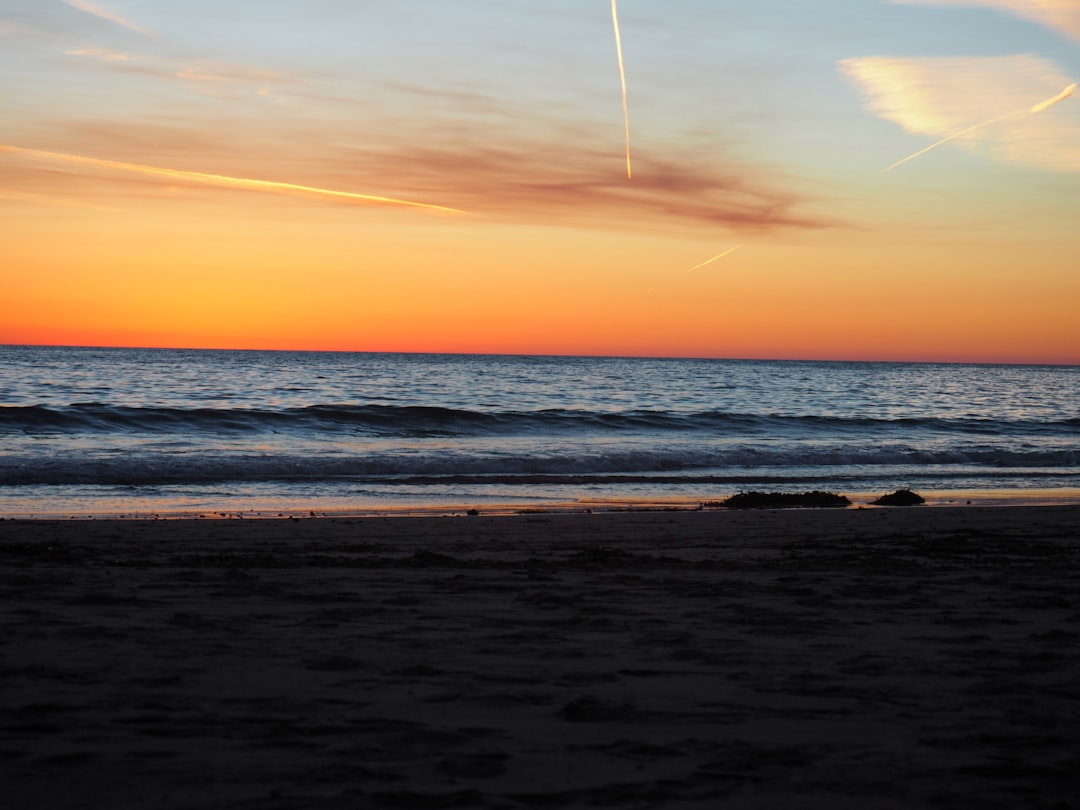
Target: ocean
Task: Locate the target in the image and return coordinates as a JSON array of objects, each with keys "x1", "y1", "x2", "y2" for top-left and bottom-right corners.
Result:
[{"x1": 1, "y1": 345, "x2": 1077, "y2": 517}]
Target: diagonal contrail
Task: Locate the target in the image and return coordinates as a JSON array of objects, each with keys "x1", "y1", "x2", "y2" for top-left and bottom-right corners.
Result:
[
  {"x1": 688, "y1": 245, "x2": 740, "y2": 271},
  {"x1": 885, "y1": 111, "x2": 1022, "y2": 172},
  {"x1": 886, "y1": 82, "x2": 1076, "y2": 172},
  {"x1": 611, "y1": 0, "x2": 632, "y2": 180},
  {"x1": 0, "y1": 145, "x2": 466, "y2": 214},
  {"x1": 1029, "y1": 81, "x2": 1077, "y2": 113}
]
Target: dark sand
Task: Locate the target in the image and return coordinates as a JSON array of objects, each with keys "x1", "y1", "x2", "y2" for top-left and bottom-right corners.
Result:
[{"x1": 2, "y1": 506, "x2": 1078, "y2": 809}]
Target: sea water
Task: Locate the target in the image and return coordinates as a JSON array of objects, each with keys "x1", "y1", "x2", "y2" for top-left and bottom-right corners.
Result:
[{"x1": 0, "y1": 345, "x2": 1077, "y2": 516}]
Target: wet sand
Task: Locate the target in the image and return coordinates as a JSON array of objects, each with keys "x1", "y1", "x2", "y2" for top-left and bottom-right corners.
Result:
[{"x1": 2, "y1": 506, "x2": 1078, "y2": 808}]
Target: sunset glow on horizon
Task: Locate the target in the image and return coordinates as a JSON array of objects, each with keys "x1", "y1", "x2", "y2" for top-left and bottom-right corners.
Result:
[{"x1": 2, "y1": 0, "x2": 1079, "y2": 363}]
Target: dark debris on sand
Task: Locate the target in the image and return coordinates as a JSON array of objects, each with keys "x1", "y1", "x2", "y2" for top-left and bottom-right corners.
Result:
[
  {"x1": 873, "y1": 489, "x2": 926, "y2": 506},
  {"x1": 717, "y1": 491, "x2": 852, "y2": 510}
]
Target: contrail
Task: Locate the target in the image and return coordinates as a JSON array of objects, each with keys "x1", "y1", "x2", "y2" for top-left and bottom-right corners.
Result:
[
  {"x1": 0, "y1": 145, "x2": 466, "y2": 214},
  {"x1": 885, "y1": 111, "x2": 1021, "y2": 172},
  {"x1": 688, "y1": 245, "x2": 740, "y2": 271},
  {"x1": 886, "y1": 82, "x2": 1077, "y2": 172},
  {"x1": 1030, "y1": 81, "x2": 1077, "y2": 113},
  {"x1": 611, "y1": 0, "x2": 632, "y2": 179}
]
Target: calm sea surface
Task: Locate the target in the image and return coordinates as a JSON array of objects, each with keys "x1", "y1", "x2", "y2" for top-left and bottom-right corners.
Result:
[{"x1": 1, "y1": 346, "x2": 1077, "y2": 516}]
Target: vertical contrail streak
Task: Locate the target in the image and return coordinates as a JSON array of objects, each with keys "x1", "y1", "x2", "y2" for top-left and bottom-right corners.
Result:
[
  {"x1": 886, "y1": 82, "x2": 1076, "y2": 172},
  {"x1": 611, "y1": 0, "x2": 632, "y2": 179}
]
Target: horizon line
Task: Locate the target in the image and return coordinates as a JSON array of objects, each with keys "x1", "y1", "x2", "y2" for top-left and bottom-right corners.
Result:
[{"x1": 1, "y1": 341, "x2": 1075, "y2": 367}]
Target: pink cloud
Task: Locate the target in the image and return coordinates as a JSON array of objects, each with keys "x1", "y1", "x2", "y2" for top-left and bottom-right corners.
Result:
[
  {"x1": 892, "y1": 0, "x2": 1080, "y2": 42},
  {"x1": 63, "y1": 0, "x2": 147, "y2": 35}
]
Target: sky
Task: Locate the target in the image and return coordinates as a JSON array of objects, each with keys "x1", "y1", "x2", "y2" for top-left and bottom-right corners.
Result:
[{"x1": 1, "y1": 0, "x2": 1078, "y2": 362}]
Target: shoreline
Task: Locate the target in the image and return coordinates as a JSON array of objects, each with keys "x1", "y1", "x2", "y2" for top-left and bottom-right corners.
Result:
[{"x1": 3, "y1": 485, "x2": 1079, "y2": 520}]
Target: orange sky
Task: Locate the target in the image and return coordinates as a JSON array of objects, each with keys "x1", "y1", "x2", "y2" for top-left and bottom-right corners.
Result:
[{"x1": 2, "y1": 1, "x2": 1078, "y2": 362}]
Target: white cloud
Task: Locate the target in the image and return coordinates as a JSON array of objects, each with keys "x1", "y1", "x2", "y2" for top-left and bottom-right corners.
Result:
[{"x1": 841, "y1": 55, "x2": 1080, "y2": 171}]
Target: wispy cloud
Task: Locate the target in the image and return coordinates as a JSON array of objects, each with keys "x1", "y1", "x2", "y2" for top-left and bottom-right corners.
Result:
[
  {"x1": 0, "y1": 20, "x2": 30, "y2": 35},
  {"x1": 63, "y1": 0, "x2": 146, "y2": 35},
  {"x1": 327, "y1": 139, "x2": 833, "y2": 232},
  {"x1": 176, "y1": 68, "x2": 229, "y2": 83},
  {"x1": 0, "y1": 188, "x2": 116, "y2": 212},
  {"x1": 6, "y1": 114, "x2": 832, "y2": 232},
  {"x1": 66, "y1": 46, "x2": 138, "y2": 62},
  {"x1": 841, "y1": 55, "x2": 1080, "y2": 171},
  {"x1": 892, "y1": 0, "x2": 1080, "y2": 42},
  {"x1": 175, "y1": 62, "x2": 296, "y2": 86},
  {"x1": 62, "y1": 47, "x2": 300, "y2": 99}
]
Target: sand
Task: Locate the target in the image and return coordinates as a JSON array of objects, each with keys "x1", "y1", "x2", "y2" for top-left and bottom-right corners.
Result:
[{"x1": 2, "y1": 505, "x2": 1078, "y2": 809}]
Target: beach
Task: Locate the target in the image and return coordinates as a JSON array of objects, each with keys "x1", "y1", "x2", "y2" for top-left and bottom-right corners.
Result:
[{"x1": 2, "y1": 505, "x2": 1078, "y2": 808}]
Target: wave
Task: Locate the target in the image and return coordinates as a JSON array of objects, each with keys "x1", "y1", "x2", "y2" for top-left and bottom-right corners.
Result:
[
  {"x1": 2, "y1": 444, "x2": 1076, "y2": 486},
  {"x1": 2, "y1": 403, "x2": 1076, "y2": 438}
]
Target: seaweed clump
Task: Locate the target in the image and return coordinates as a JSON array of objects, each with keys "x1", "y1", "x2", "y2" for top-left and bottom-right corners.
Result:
[
  {"x1": 872, "y1": 489, "x2": 925, "y2": 506},
  {"x1": 719, "y1": 491, "x2": 851, "y2": 510}
]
